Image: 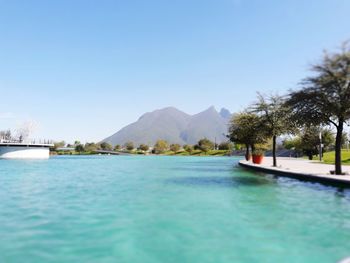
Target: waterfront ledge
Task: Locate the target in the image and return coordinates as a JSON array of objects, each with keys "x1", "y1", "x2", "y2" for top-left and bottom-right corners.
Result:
[{"x1": 239, "y1": 157, "x2": 350, "y2": 187}]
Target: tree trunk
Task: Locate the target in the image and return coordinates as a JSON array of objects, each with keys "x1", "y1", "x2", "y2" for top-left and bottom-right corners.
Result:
[
  {"x1": 335, "y1": 121, "x2": 344, "y2": 175},
  {"x1": 272, "y1": 135, "x2": 277, "y2": 167},
  {"x1": 245, "y1": 144, "x2": 250, "y2": 160},
  {"x1": 308, "y1": 152, "x2": 313, "y2": 160}
]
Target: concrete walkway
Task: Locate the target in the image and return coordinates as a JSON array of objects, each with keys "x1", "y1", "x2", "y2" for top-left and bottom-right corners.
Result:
[{"x1": 239, "y1": 157, "x2": 350, "y2": 187}]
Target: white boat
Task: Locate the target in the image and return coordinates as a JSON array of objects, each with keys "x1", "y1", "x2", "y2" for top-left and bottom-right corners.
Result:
[{"x1": 0, "y1": 140, "x2": 53, "y2": 159}]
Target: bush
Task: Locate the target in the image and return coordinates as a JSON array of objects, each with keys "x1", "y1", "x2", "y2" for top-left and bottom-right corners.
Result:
[
  {"x1": 100, "y1": 142, "x2": 112, "y2": 151},
  {"x1": 195, "y1": 138, "x2": 214, "y2": 152},
  {"x1": 124, "y1": 141, "x2": 134, "y2": 151},
  {"x1": 153, "y1": 140, "x2": 169, "y2": 154},
  {"x1": 170, "y1": 144, "x2": 181, "y2": 153},
  {"x1": 218, "y1": 142, "x2": 233, "y2": 150},
  {"x1": 138, "y1": 144, "x2": 149, "y2": 151},
  {"x1": 183, "y1": 144, "x2": 194, "y2": 153}
]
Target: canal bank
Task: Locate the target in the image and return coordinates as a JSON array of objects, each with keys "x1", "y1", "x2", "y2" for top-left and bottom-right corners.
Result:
[{"x1": 239, "y1": 157, "x2": 350, "y2": 187}]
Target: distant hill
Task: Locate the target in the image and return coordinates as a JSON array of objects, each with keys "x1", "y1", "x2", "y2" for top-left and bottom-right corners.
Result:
[{"x1": 102, "y1": 106, "x2": 231, "y2": 146}]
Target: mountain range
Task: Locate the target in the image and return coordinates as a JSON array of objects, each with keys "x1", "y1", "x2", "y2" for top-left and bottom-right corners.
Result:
[{"x1": 102, "y1": 106, "x2": 231, "y2": 146}]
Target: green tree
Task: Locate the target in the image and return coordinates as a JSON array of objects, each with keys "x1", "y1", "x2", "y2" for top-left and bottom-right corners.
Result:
[
  {"x1": 85, "y1": 142, "x2": 98, "y2": 152},
  {"x1": 124, "y1": 141, "x2": 134, "y2": 151},
  {"x1": 218, "y1": 141, "x2": 233, "y2": 151},
  {"x1": 286, "y1": 43, "x2": 350, "y2": 174},
  {"x1": 300, "y1": 126, "x2": 335, "y2": 160},
  {"x1": 251, "y1": 93, "x2": 294, "y2": 167},
  {"x1": 114, "y1": 144, "x2": 121, "y2": 151},
  {"x1": 138, "y1": 144, "x2": 149, "y2": 152},
  {"x1": 342, "y1": 133, "x2": 349, "y2": 148},
  {"x1": 170, "y1": 144, "x2": 181, "y2": 153},
  {"x1": 196, "y1": 138, "x2": 214, "y2": 153},
  {"x1": 100, "y1": 142, "x2": 112, "y2": 151},
  {"x1": 75, "y1": 144, "x2": 85, "y2": 153},
  {"x1": 153, "y1": 140, "x2": 169, "y2": 154},
  {"x1": 228, "y1": 112, "x2": 266, "y2": 159},
  {"x1": 183, "y1": 144, "x2": 193, "y2": 153}
]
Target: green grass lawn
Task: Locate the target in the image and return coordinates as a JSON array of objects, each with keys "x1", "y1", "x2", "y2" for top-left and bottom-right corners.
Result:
[{"x1": 322, "y1": 149, "x2": 350, "y2": 165}]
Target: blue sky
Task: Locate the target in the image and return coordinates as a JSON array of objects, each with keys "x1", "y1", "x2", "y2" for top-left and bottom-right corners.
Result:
[{"x1": 0, "y1": 0, "x2": 349, "y2": 143}]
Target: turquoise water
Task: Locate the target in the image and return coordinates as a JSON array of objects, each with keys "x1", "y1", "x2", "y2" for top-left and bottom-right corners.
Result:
[{"x1": 1, "y1": 156, "x2": 350, "y2": 263}]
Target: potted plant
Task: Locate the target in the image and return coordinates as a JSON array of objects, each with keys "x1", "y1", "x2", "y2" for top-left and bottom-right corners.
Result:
[{"x1": 252, "y1": 149, "x2": 264, "y2": 164}]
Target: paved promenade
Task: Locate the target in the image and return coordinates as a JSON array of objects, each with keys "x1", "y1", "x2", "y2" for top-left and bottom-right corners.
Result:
[{"x1": 239, "y1": 157, "x2": 350, "y2": 187}]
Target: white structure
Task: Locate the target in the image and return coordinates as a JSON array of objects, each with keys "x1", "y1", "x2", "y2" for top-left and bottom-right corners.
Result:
[{"x1": 0, "y1": 142, "x2": 53, "y2": 159}]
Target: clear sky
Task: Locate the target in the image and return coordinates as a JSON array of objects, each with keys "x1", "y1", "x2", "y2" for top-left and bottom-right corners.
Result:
[{"x1": 0, "y1": 0, "x2": 349, "y2": 143}]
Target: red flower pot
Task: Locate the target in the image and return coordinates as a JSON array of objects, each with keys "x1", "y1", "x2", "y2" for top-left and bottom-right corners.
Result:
[{"x1": 252, "y1": 154, "x2": 263, "y2": 164}]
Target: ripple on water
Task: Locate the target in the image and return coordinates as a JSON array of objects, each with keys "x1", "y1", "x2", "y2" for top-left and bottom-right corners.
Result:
[{"x1": 0, "y1": 156, "x2": 350, "y2": 263}]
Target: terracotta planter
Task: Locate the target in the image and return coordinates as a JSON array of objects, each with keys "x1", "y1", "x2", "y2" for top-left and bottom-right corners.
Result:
[
  {"x1": 252, "y1": 154, "x2": 263, "y2": 164},
  {"x1": 245, "y1": 154, "x2": 251, "y2": 161}
]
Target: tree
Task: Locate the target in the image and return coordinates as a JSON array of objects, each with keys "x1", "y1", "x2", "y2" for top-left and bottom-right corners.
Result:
[
  {"x1": 342, "y1": 133, "x2": 349, "y2": 148},
  {"x1": 0, "y1": 130, "x2": 12, "y2": 141},
  {"x1": 300, "y1": 126, "x2": 334, "y2": 160},
  {"x1": 218, "y1": 141, "x2": 233, "y2": 151},
  {"x1": 100, "y1": 142, "x2": 112, "y2": 151},
  {"x1": 183, "y1": 144, "x2": 193, "y2": 153},
  {"x1": 153, "y1": 140, "x2": 169, "y2": 154},
  {"x1": 75, "y1": 144, "x2": 85, "y2": 153},
  {"x1": 228, "y1": 112, "x2": 266, "y2": 159},
  {"x1": 170, "y1": 144, "x2": 181, "y2": 153},
  {"x1": 114, "y1": 144, "x2": 121, "y2": 151},
  {"x1": 124, "y1": 141, "x2": 134, "y2": 151},
  {"x1": 286, "y1": 43, "x2": 350, "y2": 174},
  {"x1": 196, "y1": 138, "x2": 214, "y2": 153},
  {"x1": 85, "y1": 142, "x2": 98, "y2": 152},
  {"x1": 251, "y1": 93, "x2": 294, "y2": 167},
  {"x1": 138, "y1": 144, "x2": 149, "y2": 152}
]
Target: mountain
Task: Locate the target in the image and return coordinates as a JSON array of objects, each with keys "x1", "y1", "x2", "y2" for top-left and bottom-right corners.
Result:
[{"x1": 102, "y1": 106, "x2": 231, "y2": 146}]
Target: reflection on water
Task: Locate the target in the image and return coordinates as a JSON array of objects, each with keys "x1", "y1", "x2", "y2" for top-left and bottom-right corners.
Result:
[{"x1": 166, "y1": 175, "x2": 272, "y2": 188}]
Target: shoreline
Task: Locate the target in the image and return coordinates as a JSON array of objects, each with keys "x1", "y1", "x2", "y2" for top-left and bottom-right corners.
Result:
[{"x1": 239, "y1": 157, "x2": 350, "y2": 188}]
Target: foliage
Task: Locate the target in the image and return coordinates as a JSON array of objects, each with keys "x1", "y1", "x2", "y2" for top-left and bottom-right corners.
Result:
[
  {"x1": 218, "y1": 141, "x2": 233, "y2": 151},
  {"x1": 100, "y1": 142, "x2": 113, "y2": 151},
  {"x1": 286, "y1": 42, "x2": 350, "y2": 174},
  {"x1": 124, "y1": 141, "x2": 134, "y2": 151},
  {"x1": 114, "y1": 144, "x2": 121, "y2": 151},
  {"x1": 75, "y1": 144, "x2": 85, "y2": 153},
  {"x1": 169, "y1": 144, "x2": 181, "y2": 153},
  {"x1": 284, "y1": 127, "x2": 335, "y2": 159},
  {"x1": 228, "y1": 112, "x2": 266, "y2": 154},
  {"x1": 153, "y1": 140, "x2": 169, "y2": 154},
  {"x1": 300, "y1": 126, "x2": 334, "y2": 159},
  {"x1": 0, "y1": 130, "x2": 12, "y2": 140},
  {"x1": 138, "y1": 144, "x2": 149, "y2": 151},
  {"x1": 252, "y1": 149, "x2": 265, "y2": 156},
  {"x1": 342, "y1": 133, "x2": 349, "y2": 148},
  {"x1": 85, "y1": 142, "x2": 99, "y2": 152},
  {"x1": 250, "y1": 93, "x2": 295, "y2": 166},
  {"x1": 183, "y1": 144, "x2": 194, "y2": 153},
  {"x1": 195, "y1": 138, "x2": 214, "y2": 153},
  {"x1": 283, "y1": 137, "x2": 302, "y2": 150}
]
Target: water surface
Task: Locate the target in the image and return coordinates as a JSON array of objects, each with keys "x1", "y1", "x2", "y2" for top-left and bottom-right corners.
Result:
[{"x1": 1, "y1": 156, "x2": 350, "y2": 263}]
